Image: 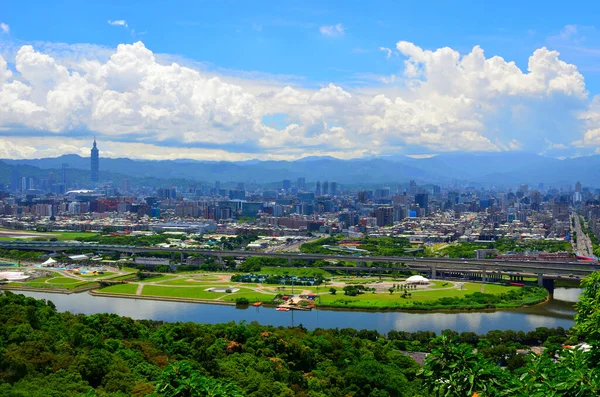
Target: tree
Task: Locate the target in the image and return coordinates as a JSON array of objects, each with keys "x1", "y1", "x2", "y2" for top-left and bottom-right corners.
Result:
[
  {"x1": 574, "y1": 270, "x2": 600, "y2": 351},
  {"x1": 153, "y1": 362, "x2": 244, "y2": 397},
  {"x1": 388, "y1": 288, "x2": 394, "y2": 295},
  {"x1": 329, "y1": 288, "x2": 337, "y2": 295},
  {"x1": 419, "y1": 335, "x2": 511, "y2": 396}
]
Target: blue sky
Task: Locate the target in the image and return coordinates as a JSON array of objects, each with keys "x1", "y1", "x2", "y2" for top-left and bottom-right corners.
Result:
[{"x1": 2, "y1": 0, "x2": 600, "y2": 160}]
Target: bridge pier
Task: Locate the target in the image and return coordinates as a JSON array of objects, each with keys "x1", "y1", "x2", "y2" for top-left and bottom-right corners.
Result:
[
  {"x1": 538, "y1": 273, "x2": 554, "y2": 293},
  {"x1": 288, "y1": 257, "x2": 292, "y2": 266},
  {"x1": 431, "y1": 265, "x2": 437, "y2": 279},
  {"x1": 482, "y1": 269, "x2": 487, "y2": 283},
  {"x1": 180, "y1": 252, "x2": 184, "y2": 263}
]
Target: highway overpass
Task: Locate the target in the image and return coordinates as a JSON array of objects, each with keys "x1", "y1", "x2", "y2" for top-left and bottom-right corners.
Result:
[{"x1": 0, "y1": 241, "x2": 595, "y2": 289}]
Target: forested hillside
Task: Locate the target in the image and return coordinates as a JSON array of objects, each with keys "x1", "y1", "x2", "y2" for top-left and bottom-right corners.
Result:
[{"x1": 0, "y1": 272, "x2": 599, "y2": 397}]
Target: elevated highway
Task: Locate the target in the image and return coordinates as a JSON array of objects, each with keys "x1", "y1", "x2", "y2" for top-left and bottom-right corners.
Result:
[{"x1": 0, "y1": 241, "x2": 595, "y2": 289}]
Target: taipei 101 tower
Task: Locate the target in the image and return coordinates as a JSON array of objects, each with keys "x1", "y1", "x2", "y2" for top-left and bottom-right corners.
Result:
[{"x1": 91, "y1": 137, "x2": 99, "y2": 183}]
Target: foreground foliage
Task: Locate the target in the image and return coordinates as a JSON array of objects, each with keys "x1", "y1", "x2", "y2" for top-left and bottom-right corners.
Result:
[
  {"x1": 0, "y1": 271, "x2": 598, "y2": 396},
  {"x1": 420, "y1": 271, "x2": 600, "y2": 396}
]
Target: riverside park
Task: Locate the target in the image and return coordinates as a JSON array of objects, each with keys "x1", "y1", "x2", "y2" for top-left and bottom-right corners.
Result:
[{"x1": 1, "y1": 264, "x2": 549, "y2": 311}]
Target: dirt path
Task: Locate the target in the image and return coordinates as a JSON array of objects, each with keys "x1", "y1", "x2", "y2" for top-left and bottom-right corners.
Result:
[{"x1": 135, "y1": 283, "x2": 144, "y2": 296}]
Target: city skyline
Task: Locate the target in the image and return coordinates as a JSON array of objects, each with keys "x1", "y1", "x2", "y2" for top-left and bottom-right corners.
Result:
[{"x1": 2, "y1": 1, "x2": 600, "y2": 161}]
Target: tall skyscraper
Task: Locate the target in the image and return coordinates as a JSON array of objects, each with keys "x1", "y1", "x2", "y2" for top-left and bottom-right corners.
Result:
[
  {"x1": 61, "y1": 163, "x2": 69, "y2": 190},
  {"x1": 10, "y1": 169, "x2": 20, "y2": 192},
  {"x1": 91, "y1": 138, "x2": 99, "y2": 183},
  {"x1": 122, "y1": 179, "x2": 131, "y2": 192},
  {"x1": 297, "y1": 177, "x2": 306, "y2": 190},
  {"x1": 575, "y1": 181, "x2": 582, "y2": 193},
  {"x1": 415, "y1": 193, "x2": 429, "y2": 214},
  {"x1": 330, "y1": 182, "x2": 337, "y2": 196},
  {"x1": 322, "y1": 181, "x2": 329, "y2": 195},
  {"x1": 315, "y1": 181, "x2": 321, "y2": 196}
]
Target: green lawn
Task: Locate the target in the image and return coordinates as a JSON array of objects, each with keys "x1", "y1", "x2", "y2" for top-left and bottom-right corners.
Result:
[
  {"x1": 157, "y1": 277, "x2": 223, "y2": 286},
  {"x1": 139, "y1": 274, "x2": 179, "y2": 283},
  {"x1": 46, "y1": 277, "x2": 81, "y2": 284},
  {"x1": 99, "y1": 283, "x2": 140, "y2": 295},
  {"x1": 11, "y1": 277, "x2": 96, "y2": 290},
  {"x1": 0, "y1": 229, "x2": 96, "y2": 241},
  {"x1": 318, "y1": 283, "x2": 518, "y2": 308},
  {"x1": 141, "y1": 285, "x2": 227, "y2": 299},
  {"x1": 103, "y1": 273, "x2": 137, "y2": 281},
  {"x1": 220, "y1": 290, "x2": 276, "y2": 303}
]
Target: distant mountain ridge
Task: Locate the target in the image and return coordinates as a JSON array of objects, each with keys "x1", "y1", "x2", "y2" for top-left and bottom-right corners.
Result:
[{"x1": 2, "y1": 152, "x2": 598, "y2": 186}]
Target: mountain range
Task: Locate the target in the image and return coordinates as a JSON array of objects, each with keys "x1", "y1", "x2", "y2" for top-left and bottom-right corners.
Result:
[{"x1": 2, "y1": 152, "x2": 598, "y2": 187}]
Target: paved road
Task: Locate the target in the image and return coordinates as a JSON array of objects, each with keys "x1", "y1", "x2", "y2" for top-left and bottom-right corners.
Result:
[{"x1": 571, "y1": 212, "x2": 594, "y2": 257}]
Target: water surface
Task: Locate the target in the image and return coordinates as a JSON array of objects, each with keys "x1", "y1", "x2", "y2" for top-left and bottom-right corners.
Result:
[{"x1": 13, "y1": 288, "x2": 579, "y2": 334}]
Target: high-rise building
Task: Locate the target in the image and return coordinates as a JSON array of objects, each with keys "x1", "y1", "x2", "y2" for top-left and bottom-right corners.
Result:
[
  {"x1": 408, "y1": 180, "x2": 417, "y2": 196},
  {"x1": 330, "y1": 182, "x2": 337, "y2": 196},
  {"x1": 283, "y1": 179, "x2": 291, "y2": 191},
  {"x1": 530, "y1": 191, "x2": 542, "y2": 211},
  {"x1": 374, "y1": 207, "x2": 394, "y2": 227},
  {"x1": 122, "y1": 179, "x2": 131, "y2": 192},
  {"x1": 322, "y1": 181, "x2": 329, "y2": 195},
  {"x1": 315, "y1": 181, "x2": 321, "y2": 196},
  {"x1": 90, "y1": 138, "x2": 99, "y2": 183},
  {"x1": 215, "y1": 181, "x2": 221, "y2": 193},
  {"x1": 296, "y1": 177, "x2": 306, "y2": 190},
  {"x1": 61, "y1": 163, "x2": 69, "y2": 190},
  {"x1": 10, "y1": 169, "x2": 20, "y2": 192},
  {"x1": 575, "y1": 181, "x2": 582, "y2": 193},
  {"x1": 415, "y1": 193, "x2": 429, "y2": 214}
]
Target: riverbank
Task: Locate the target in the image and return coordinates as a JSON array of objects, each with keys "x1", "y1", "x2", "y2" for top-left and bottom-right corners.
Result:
[
  {"x1": 89, "y1": 290, "x2": 237, "y2": 305},
  {"x1": 0, "y1": 282, "x2": 99, "y2": 294},
  {"x1": 9, "y1": 289, "x2": 577, "y2": 334},
  {"x1": 87, "y1": 284, "x2": 549, "y2": 313}
]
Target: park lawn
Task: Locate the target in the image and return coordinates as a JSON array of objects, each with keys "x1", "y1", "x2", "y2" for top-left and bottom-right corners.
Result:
[
  {"x1": 220, "y1": 290, "x2": 276, "y2": 303},
  {"x1": 260, "y1": 266, "x2": 332, "y2": 277},
  {"x1": 51, "y1": 232, "x2": 98, "y2": 241},
  {"x1": 157, "y1": 277, "x2": 223, "y2": 286},
  {"x1": 103, "y1": 273, "x2": 137, "y2": 281},
  {"x1": 46, "y1": 277, "x2": 81, "y2": 284},
  {"x1": 318, "y1": 283, "x2": 519, "y2": 308},
  {"x1": 139, "y1": 274, "x2": 179, "y2": 283},
  {"x1": 99, "y1": 283, "x2": 140, "y2": 295},
  {"x1": 141, "y1": 285, "x2": 228, "y2": 300}
]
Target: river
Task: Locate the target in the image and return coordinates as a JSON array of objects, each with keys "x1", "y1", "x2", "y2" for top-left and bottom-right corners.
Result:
[{"x1": 12, "y1": 288, "x2": 580, "y2": 335}]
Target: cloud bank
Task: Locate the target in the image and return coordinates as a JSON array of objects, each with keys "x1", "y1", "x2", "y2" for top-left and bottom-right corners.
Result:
[{"x1": 0, "y1": 40, "x2": 595, "y2": 160}]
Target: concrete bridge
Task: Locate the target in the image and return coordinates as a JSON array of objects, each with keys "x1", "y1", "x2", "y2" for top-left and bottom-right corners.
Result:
[{"x1": 1, "y1": 241, "x2": 595, "y2": 291}]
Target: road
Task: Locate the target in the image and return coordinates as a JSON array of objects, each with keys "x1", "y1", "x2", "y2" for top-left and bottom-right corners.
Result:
[{"x1": 571, "y1": 212, "x2": 594, "y2": 257}]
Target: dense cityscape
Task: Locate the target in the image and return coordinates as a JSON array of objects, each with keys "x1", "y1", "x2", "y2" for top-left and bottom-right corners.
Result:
[{"x1": 2, "y1": 139, "x2": 599, "y2": 261}]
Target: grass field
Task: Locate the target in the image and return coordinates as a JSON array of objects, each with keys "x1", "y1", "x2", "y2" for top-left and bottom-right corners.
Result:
[
  {"x1": 141, "y1": 285, "x2": 228, "y2": 299},
  {"x1": 220, "y1": 290, "x2": 276, "y2": 303},
  {"x1": 157, "y1": 277, "x2": 223, "y2": 286},
  {"x1": 99, "y1": 283, "x2": 140, "y2": 295},
  {"x1": 103, "y1": 273, "x2": 137, "y2": 281},
  {"x1": 318, "y1": 283, "x2": 518, "y2": 308},
  {"x1": 139, "y1": 274, "x2": 179, "y2": 283}
]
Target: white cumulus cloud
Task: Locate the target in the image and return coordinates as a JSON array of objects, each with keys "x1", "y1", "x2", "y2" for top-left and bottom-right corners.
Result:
[
  {"x1": 0, "y1": 40, "x2": 594, "y2": 160},
  {"x1": 0, "y1": 23, "x2": 9, "y2": 34},
  {"x1": 108, "y1": 20, "x2": 128, "y2": 28},
  {"x1": 379, "y1": 47, "x2": 392, "y2": 59},
  {"x1": 320, "y1": 24, "x2": 344, "y2": 37}
]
